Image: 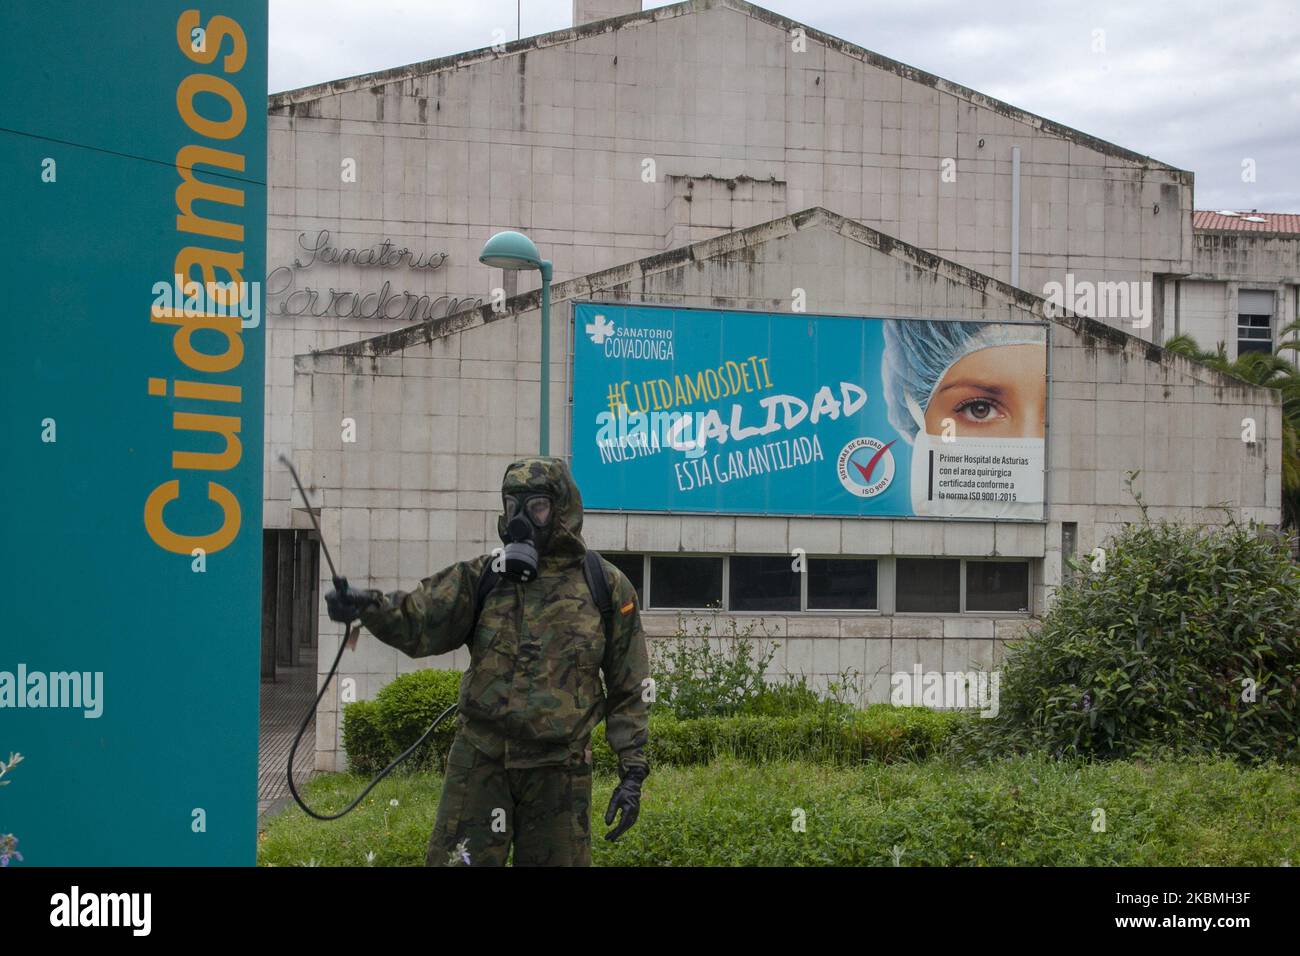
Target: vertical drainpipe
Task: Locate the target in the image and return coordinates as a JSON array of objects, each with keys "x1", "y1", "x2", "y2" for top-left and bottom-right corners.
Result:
[{"x1": 1011, "y1": 146, "x2": 1022, "y2": 288}]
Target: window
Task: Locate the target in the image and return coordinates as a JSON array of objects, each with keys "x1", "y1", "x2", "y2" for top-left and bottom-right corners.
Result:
[
  {"x1": 895, "y1": 558, "x2": 1030, "y2": 613},
  {"x1": 600, "y1": 553, "x2": 1029, "y2": 615},
  {"x1": 1237, "y1": 314, "x2": 1272, "y2": 355},
  {"x1": 896, "y1": 558, "x2": 961, "y2": 613},
  {"x1": 604, "y1": 552, "x2": 644, "y2": 605},
  {"x1": 1061, "y1": 522, "x2": 1077, "y2": 559},
  {"x1": 1237, "y1": 290, "x2": 1274, "y2": 356},
  {"x1": 966, "y1": 561, "x2": 1030, "y2": 612},
  {"x1": 729, "y1": 555, "x2": 800, "y2": 611},
  {"x1": 808, "y1": 558, "x2": 878, "y2": 610},
  {"x1": 1061, "y1": 522, "x2": 1078, "y2": 584},
  {"x1": 649, "y1": 556, "x2": 722, "y2": 609}
]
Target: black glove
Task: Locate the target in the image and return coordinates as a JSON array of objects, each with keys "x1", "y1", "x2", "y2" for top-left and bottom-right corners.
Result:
[
  {"x1": 604, "y1": 765, "x2": 648, "y2": 842},
  {"x1": 324, "y1": 577, "x2": 379, "y2": 624}
]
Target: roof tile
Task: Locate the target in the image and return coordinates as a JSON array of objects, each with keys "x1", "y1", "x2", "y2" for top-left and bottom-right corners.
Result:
[{"x1": 1193, "y1": 210, "x2": 1300, "y2": 234}]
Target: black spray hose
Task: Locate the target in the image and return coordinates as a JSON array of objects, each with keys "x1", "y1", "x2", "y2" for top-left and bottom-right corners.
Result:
[
  {"x1": 285, "y1": 617, "x2": 458, "y2": 820},
  {"x1": 280, "y1": 454, "x2": 458, "y2": 821}
]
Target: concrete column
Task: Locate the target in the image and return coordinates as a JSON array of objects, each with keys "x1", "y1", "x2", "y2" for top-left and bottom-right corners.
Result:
[
  {"x1": 275, "y1": 532, "x2": 296, "y2": 667},
  {"x1": 260, "y1": 530, "x2": 277, "y2": 682}
]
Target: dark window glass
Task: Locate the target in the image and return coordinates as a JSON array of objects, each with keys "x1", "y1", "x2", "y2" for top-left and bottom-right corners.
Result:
[
  {"x1": 896, "y1": 558, "x2": 960, "y2": 613},
  {"x1": 808, "y1": 559, "x2": 878, "y2": 610},
  {"x1": 966, "y1": 561, "x2": 1030, "y2": 612},
  {"x1": 730, "y1": 556, "x2": 800, "y2": 611},
  {"x1": 1237, "y1": 314, "x2": 1272, "y2": 354},
  {"x1": 605, "y1": 553, "x2": 644, "y2": 606},
  {"x1": 649, "y1": 556, "x2": 722, "y2": 609}
]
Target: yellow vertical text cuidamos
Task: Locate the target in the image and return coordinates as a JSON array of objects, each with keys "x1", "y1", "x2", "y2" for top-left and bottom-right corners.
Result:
[
  {"x1": 176, "y1": 73, "x2": 247, "y2": 140},
  {"x1": 151, "y1": 308, "x2": 244, "y2": 373},
  {"x1": 145, "y1": 480, "x2": 241, "y2": 554},
  {"x1": 176, "y1": 11, "x2": 248, "y2": 73},
  {"x1": 174, "y1": 246, "x2": 246, "y2": 307},
  {"x1": 176, "y1": 144, "x2": 246, "y2": 243},
  {"x1": 171, "y1": 412, "x2": 242, "y2": 471}
]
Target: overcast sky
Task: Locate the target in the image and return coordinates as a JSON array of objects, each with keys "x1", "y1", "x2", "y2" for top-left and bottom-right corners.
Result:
[{"x1": 270, "y1": 0, "x2": 1299, "y2": 211}]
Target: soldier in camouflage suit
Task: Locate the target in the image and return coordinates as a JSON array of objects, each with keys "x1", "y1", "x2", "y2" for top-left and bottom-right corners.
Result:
[{"x1": 325, "y1": 457, "x2": 650, "y2": 866}]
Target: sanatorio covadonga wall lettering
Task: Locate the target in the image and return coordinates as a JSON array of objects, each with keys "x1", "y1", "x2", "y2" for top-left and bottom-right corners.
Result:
[{"x1": 264, "y1": 229, "x2": 482, "y2": 321}]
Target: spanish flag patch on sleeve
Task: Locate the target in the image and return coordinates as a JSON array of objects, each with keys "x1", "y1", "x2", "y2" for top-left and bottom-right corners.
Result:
[{"x1": 620, "y1": 601, "x2": 636, "y2": 615}]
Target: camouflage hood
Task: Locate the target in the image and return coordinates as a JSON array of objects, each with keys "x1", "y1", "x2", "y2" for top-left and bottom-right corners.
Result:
[{"x1": 496, "y1": 457, "x2": 587, "y2": 562}]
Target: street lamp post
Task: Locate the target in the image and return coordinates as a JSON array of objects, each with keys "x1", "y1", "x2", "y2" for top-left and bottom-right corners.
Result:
[{"x1": 479, "y1": 231, "x2": 553, "y2": 455}]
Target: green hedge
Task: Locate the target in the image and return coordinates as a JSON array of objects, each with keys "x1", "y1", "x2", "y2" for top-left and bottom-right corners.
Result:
[
  {"x1": 590, "y1": 705, "x2": 962, "y2": 774},
  {"x1": 342, "y1": 669, "x2": 461, "y2": 774},
  {"x1": 344, "y1": 671, "x2": 960, "y2": 776},
  {"x1": 340, "y1": 699, "x2": 388, "y2": 775}
]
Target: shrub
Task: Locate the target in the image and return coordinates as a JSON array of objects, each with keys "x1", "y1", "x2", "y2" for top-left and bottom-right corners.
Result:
[
  {"x1": 340, "y1": 699, "x2": 387, "y2": 775},
  {"x1": 650, "y1": 614, "x2": 781, "y2": 718},
  {"x1": 958, "y1": 497, "x2": 1300, "y2": 763},
  {"x1": 592, "y1": 705, "x2": 961, "y2": 771},
  {"x1": 741, "y1": 677, "x2": 826, "y2": 717},
  {"x1": 342, "y1": 670, "x2": 462, "y2": 773},
  {"x1": 374, "y1": 669, "x2": 462, "y2": 770}
]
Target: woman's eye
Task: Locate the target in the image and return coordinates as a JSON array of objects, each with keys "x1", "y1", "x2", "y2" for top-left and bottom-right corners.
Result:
[{"x1": 956, "y1": 399, "x2": 1002, "y2": 422}]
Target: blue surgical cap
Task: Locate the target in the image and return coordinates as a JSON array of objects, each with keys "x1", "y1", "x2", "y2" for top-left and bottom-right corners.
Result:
[{"x1": 881, "y1": 319, "x2": 1044, "y2": 444}]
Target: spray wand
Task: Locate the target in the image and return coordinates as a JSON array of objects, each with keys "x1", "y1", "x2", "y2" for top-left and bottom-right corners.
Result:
[{"x1": 280, "y1": 454, "x2": 458, "y2": 821}]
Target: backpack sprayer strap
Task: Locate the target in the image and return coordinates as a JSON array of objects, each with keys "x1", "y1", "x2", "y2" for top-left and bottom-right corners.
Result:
[{"x1": 472, "y1": 550, "x2": 612, "y2": 639}]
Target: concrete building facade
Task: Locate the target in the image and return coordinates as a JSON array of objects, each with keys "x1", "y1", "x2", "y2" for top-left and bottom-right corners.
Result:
[
  {"x1": 264, "y1": 0, "x2": 1209, "y2": 531},
  {"x1": 1167, "y1": 212, "x2": 1300, "y2": 360},
  {"x1": 252, "y1": 0, "x2": 1292, "y2": 770},
  {"x1": 292, "y1": 208, "x2": 1279, "y2": 770}
]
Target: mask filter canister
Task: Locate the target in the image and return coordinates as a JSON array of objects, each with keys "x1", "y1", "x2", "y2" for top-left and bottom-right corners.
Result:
[{"x1": 503, "y1": 514, "x2": 539, "y2": 582}]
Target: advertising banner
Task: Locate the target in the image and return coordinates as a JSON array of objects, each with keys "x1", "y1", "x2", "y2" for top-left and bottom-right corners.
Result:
[
  {"x1": 1, "y1": 1, "x2": 266, "y2": 864},
  {"x1": 572, "y1": 303, "x2": 1047, "y2": 520}
]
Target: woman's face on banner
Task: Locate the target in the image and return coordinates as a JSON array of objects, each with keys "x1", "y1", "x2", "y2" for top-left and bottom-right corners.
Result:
[{"x1": 921, "y1": 343, "x2": 1047, "y2": 439}]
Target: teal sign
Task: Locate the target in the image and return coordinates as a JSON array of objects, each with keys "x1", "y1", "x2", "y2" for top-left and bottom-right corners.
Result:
[
  {"x1": 572, "y1": 303, "x2": 1048, "y2": 519},
  {"x1": 1, "y1": 1, "x2": 266, "y2": 864}
]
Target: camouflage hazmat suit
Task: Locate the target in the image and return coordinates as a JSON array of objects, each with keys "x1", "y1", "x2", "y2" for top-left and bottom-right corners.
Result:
[{"x1": 355, "y1": 457, "x2": 651, "y2": 866}]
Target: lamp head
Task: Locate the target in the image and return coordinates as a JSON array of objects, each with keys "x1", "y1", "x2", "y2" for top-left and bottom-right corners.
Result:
[{"x1": 479, "y1": 230, "x2": 542, "y2": 271}]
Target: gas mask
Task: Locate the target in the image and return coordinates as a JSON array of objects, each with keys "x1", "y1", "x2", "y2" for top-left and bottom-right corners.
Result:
[{"x1": 501, "y1": 493, "x2": 553, "y2": 582}]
